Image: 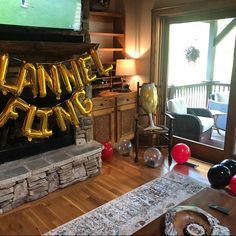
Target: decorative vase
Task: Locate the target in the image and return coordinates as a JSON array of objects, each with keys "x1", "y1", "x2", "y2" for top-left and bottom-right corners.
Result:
[
  {"x1": 90, "y1": 0, "x2": 111, "y2": 11},
  {"x1": 140, "y1": 83, "x2": 161, "y2": 131}
]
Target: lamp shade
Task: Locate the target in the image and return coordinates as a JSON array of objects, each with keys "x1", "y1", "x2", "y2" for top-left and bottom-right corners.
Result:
[{"x1": 115, "y1": 59, "x2": 136, "y2": 76}]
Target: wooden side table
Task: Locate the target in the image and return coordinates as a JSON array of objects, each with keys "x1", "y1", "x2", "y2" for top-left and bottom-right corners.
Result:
[{"x1": 210, "y1": 109, "x2": 227, "y2": 135}]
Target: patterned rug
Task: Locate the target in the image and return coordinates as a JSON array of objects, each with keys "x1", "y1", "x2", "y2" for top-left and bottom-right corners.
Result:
[{"x1": 45, "y1": 171, "x2": 206, "y2": 235}]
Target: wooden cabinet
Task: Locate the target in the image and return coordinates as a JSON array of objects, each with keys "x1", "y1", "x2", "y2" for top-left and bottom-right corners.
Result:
[
  {"x1": 92, "y1": 92, "x2": 136, "y2": 143},
  {"x1": 116, "y1": 93, "x2": 136, "y2": 141},
  {"x1": 92, "y1": 96, "x2": 116, "y2": 143}
]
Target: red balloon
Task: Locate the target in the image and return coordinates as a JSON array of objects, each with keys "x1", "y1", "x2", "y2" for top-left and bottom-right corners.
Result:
[
  {"x1": 229, "y1": 175, "x2": 236, "y2": 196},
  {"x1": 101, "y1": 142, "x2": 113, "y2": 161},
  {"x1": 171, "y1": 143, "x2": 191, "y2": 164}
]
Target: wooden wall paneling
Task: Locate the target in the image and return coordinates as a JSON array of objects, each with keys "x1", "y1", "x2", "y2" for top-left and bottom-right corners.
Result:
[{"x1": 224, "y1": 38, "x2": 236, "y2": 158}]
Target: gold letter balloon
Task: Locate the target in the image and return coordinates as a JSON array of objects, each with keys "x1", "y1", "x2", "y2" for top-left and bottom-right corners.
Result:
[{"x1": 0, "y1": 47, "x2": 110, "y2": 141}]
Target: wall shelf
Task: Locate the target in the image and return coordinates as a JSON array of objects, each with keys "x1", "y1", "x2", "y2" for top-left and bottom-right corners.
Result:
[
  {"x1": 98, "y1": 47, "x2": 124, "y2": 52},
  {"x1": 95, "y1": 75, "x2": 121, "y2": 80},
  {"x1": 90, "y1": 32, "x2": 124, "y2": 37},
  {"x1": 89, "y1": 10, "x2": 125, "y2": 93},
  {"x1": 90, "y1": 11, "x2": 123, "y2": 18}
]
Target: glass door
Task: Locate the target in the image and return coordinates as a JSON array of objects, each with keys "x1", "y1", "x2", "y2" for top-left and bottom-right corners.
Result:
[
  {"x1": 151, "y1": 2, "x2": 236, "y2": 163},
  {"x1": 167, "y1": 19, "x2": 235, "y2": 149}
]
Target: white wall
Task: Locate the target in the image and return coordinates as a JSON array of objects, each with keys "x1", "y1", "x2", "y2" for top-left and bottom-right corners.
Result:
[
  {"x1": 117, "y1": 0, "x2": 213, "y2": 90},
  {"x1": 117, "y1": 0, "x2": 155, "y2": 89}
]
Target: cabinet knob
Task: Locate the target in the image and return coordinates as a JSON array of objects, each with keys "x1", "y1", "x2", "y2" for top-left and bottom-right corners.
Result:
[
  {"x1": 100, "y1": 103, "x2": 104, "y2": 106},
  {"x1": 126, "y1": 99, "x2": 129, "y2": 101}
]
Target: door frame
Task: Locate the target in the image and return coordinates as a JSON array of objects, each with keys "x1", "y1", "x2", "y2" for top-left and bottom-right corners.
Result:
[{"x1": 150, "y1": 0, "x2": 236, "y2": 163}]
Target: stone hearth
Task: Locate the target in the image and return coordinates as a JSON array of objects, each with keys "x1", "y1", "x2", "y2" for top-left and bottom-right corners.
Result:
[{"x1": 0, "y1": 141, "x2": 103, "y2": 214}]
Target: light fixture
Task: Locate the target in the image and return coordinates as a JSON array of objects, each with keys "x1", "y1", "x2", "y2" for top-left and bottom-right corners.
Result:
[
  {"x1": 115, "y1": 59, "x2": 136, "y2": 91},
  {"x1": 115, "y1": 59, "x2": 136, "y2": 76}
]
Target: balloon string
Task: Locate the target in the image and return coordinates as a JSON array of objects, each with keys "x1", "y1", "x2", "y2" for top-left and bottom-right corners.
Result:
[
  {"x1": 11, "y1": 56, "x2": 76, "y2": 65},
  {"x1": 11, "y1": 57, "x2": 23, "y2": 62}
]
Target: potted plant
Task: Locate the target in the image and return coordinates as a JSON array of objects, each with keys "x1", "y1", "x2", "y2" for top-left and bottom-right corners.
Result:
[{"x1": 185, "y1": 46, "x2": 200, "y2": 63}]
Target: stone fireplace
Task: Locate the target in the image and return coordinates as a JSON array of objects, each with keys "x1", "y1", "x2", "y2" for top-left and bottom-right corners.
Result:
[
  {"x1": 0, "y1": 69, "x2": 103, "y2": 214},
  {"x1": 0, "y1": 30, "x2": 103, "y2": 213},
  {"x1": 0, "y1": 128, "x2": 102, "y2": 214}
]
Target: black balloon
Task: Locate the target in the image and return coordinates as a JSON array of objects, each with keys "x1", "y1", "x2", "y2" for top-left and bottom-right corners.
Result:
[
  {"x1": 220, "y1": 159, "x2": 236, "y2": 177},
  {"x1": 207, "y1": 164, "x2": 231, "y2": 189}
]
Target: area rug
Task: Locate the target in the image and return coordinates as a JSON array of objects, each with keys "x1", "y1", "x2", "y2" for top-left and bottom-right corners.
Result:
[{"x1": 45, "y1": 171, "x2": 206, "y2": 235}]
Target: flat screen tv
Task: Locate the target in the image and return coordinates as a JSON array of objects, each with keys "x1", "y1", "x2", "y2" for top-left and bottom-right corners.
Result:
[{"x1": 0, "y1": 0, "x2": 82, "y2": 31}]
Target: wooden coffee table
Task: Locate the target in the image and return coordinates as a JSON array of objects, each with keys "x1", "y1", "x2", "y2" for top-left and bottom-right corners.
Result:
[{"x1": 134, "y1": 187, "x2": 236, "y2": 235}]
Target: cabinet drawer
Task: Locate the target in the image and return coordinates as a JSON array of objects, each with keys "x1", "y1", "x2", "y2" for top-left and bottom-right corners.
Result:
[
  {"x1": 117, "y1": 92, "x2": 136, "y2": 106},
  {"x1": 92, "y1": 97, "x2": 115, "y2": 111}
]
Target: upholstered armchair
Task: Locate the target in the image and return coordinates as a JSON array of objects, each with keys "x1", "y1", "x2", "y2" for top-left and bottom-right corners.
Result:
[
  {"x1": 208, "y1": 92, "x2": 229, "y2": 131},
  {"x1": 167, "y1": 98, "x2": 214, "y2": 142}
]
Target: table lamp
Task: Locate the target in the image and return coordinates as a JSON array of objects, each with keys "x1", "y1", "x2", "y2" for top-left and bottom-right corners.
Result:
[{"x1": 115, "y1": 59, "x2": 136, "y2": 91}]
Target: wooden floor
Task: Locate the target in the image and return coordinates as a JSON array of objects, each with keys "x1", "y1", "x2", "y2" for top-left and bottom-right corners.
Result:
[{"x1": 0, "y1": 151, "x2": 212, "y2": 235}]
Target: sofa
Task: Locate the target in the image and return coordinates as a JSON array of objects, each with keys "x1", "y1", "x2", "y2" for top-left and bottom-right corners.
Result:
[
  {"x1": 167, "y1": 98, "x2": 214, "y2": 142},
  {"x1": 208, "y1": 91, "x2": 229, "y2": 131}
]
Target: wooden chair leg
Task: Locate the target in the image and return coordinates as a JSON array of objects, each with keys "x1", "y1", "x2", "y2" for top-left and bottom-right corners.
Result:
[
  {"x1": 135, "y1": 132, "x2": 139, "y2": 162},
  {"x1": 168, "y1": 144, "x2": 172, "y2": 167},
  {"x1": 168, "y1": 133, "x2": 173, "y2": 167}
]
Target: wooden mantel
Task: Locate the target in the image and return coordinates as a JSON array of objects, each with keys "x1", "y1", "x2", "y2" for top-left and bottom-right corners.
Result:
[{"x1": 0, "y1": 40, "x2": 98, "y2": 56}]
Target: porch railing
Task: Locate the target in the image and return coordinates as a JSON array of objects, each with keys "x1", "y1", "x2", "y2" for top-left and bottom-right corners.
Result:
[
  {"x1": 211, "y1": 82, "x2": 231, "y2": 93},
  {"x1": 168, "y1": 81, "x2": 230, "y2": 108}
]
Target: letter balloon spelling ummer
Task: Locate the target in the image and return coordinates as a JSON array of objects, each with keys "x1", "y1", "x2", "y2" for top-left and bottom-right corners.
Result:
[{"x1": 0, "y1": 48, "x2": 113, "y2": 141}]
